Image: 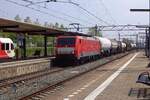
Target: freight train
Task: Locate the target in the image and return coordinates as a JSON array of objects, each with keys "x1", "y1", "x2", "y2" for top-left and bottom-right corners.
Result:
[
  {"x1": 55, "y1": 35, "x2": 136, "y2": 64},
  {"x1": 0, "y1": 36, "x2": 135, "y2": 62}
]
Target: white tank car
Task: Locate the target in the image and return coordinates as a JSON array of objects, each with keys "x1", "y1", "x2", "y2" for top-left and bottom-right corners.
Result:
[
  {"x1": 110, "y1": 39, "x2": 118, "y2": 49},
  {"x1": 121, "y1": 42, "x2": 126, "y2": 48},
  {"x1": 94, "y1": 36, "x2": 111, "y2": 54},
  {"x1": 131, "y1": 43, "x2": 136, "y2": 48}
]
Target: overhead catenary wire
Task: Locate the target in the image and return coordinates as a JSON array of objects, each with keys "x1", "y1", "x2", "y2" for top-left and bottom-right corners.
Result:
[
  {"x1": 75, "y1": 5, "x2": 110, "y2": 25},
  {"x1": 25, "y1": 0, "x2": 70, "y2": 7},
  {"x1": 98, "y1": 0, "x2": 118, "y2": 25},
  {"x1": 5, "y1": 0, "x2": 74, "y2": 24},
  {"x1": 23, "y1": 0, "x2": 111, "y2": 26},
  {"x1": 98, "y1": 0, "x2": 124, "y2": 39},
  {"x1": 0, "y1": 8, "x2": 9, "y2": 17},
  {"x1": 21, "y1": 0, "x2": 96, "y2": 25},
  {"x1": 61, "y1": 24, "x2": 145, "y2": 32}
]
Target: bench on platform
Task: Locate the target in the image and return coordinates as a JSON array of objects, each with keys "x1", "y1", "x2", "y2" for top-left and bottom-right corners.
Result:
[{"x1": 137, "y1": 71, "x2": 150, "y2": 86}]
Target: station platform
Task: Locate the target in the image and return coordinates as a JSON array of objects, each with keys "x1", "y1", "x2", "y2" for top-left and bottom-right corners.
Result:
[{"x1": 41, "y1": 51, "x2": 149, "y2": 100}]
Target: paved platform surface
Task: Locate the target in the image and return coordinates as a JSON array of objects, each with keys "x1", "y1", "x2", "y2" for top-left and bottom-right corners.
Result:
[{"x1": 42, "y1": 52, "x2": 149, "y2": 100}]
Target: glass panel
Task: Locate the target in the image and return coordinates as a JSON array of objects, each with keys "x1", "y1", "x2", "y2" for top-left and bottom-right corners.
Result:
[
  {"x1": 57, "y1": 38, "x2": 75, "y2": 46},
  {"x1": 6, "y1": 43, "x2": 9, "y2": 50}
]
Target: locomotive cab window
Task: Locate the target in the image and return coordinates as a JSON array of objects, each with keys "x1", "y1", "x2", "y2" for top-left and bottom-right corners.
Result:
[{"x1": 57, "y1": 38, "x2": 75, "y2": 46}]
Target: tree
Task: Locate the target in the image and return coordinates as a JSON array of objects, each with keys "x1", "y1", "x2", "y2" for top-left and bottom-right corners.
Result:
[
  {"x1": 97, "y1": 31, "x2": 103, "y2": 37},
  {"x1": 88, "y1": 27, "x2": 95, "y2": 36},
  {"x1": 34, "y1": 18, "x2": 40, "y2": 25},
  {"x1": 60, "y1": 24, "x2": 64, "y2": 28},
  {"x1": 24, "y1": 16, "x2": 32, "y2": 23},
  {"x1": 54, "y1": 22, "x2": 59, "y2": 29},
  {"x1": 44, "y1": 22, "x2": 49, "y2": 27},
  {"x1": 60, "y1": 24, "x2": 65, "y2": 30},
  {"x1": 88, "y1": 27, "x2": 102, "y2": 37},
  {"x1": 49, "y1": 23, "x2": 54, "y2": 28},
  {"x1": 14, "y1": 14, "x2": 21, "y2": 22}
]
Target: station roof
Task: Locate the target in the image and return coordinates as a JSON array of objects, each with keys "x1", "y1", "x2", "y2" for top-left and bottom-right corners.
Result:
[{"x1": 0, "y1": 18, "x2": 91, "y2": 37}]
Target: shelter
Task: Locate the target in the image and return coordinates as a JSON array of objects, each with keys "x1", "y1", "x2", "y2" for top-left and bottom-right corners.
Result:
[{"x1": 0, "y1": 18, "x2": 91, "y2": 59}]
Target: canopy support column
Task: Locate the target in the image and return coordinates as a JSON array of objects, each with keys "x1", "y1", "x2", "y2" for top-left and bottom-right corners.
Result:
[
  {"x1": 44, "y1": 35, "x2": 47, "y2": 56},
  {"x1": 23, "y1": 34, "x2": 26, "y2": 59}
]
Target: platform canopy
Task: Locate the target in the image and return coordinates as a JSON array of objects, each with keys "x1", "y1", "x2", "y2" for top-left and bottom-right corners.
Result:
[{"x1": 0, "y1": 18, "x2": 91, "y2": 37}]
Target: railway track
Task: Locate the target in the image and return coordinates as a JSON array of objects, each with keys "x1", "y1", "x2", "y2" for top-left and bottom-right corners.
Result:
[
  {"x1": 0, "y1": 52, "x2": 132, "y2": 100},
  {"x1": 0, "y1": 56, "x2": 56, "y2": 82},
  {"x1": 0, "y1": 66, "x2": 64, "y2": 99},
  {"x1": 0, "y1": 67, "x2": 63, "y2": 88},
  {"x1": 19, "y1": 52, "x2": 131, "y2": 100}
]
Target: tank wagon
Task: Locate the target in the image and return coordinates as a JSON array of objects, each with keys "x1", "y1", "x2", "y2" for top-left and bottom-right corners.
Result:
[
  {"x1": 95, "y1": 36, "x2": 111, "y2": 56},
  {"x1": 131, "y1": 43, "x2": 137, "y2": 50},
  {"x1": 110, "y1": 39, "x2": 118, "y2": 54},
  {"x1": 121, "y1": 42, "x2": 127, "y2": 52}
]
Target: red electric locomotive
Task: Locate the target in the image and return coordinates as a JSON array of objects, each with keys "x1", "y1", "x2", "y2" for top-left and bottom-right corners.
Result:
[{"x1": 55, "y1": 36, "x2": 101, "y2": 64}]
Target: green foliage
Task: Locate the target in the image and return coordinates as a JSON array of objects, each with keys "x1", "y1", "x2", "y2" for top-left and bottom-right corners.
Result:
[
  {"x1": 0, "y1": 32, "x2": 17, "y2": 42},
  {"x1": 24, "y1": 16, "x2": 32, "y2": 23},
  {"x1": 26, "y1": 47, "x2": 54, "y2": 57},
  {"x1": 60, "y1": 24, "x2": 64, "y2": 28},
  {"x1": 34, "y1": 19, "x2": 40, "y2": 25},
  {"x1": 88, "y1": 27, "x2": 103, "y2": 37},
  {"x1": 98, "y1": 31, "x2": 103, "y2": 37},
  {"x1": 55, "y1": 22, "x2": 59, "y2": 28},
  {"x1": 16, "y1": 47, "x2": 54, "y2": 58},
  {"x1": 0, "y1": 15, "x2": 68, "y2": 58},
  {"x1": 14, "y1": 14, "x2": 21, "y2": 21}
]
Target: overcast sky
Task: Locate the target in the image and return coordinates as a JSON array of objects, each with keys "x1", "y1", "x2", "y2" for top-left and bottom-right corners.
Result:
[{"x1": 0, "y1": 0, "x2": 149, "y2": 38}]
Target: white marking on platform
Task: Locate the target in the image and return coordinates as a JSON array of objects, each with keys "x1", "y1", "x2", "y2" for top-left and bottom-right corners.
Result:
[
  {"x1": 117, "y1": 63, "x2": 120, "y2": 65},
  {"x1": 64, "y1": 98, "x2": 69, "y2": 100},
  {"x1": 68, "y1": 95, "x2": 74, "y2": 97},
  {"x1": 50, "y1": 91, "x2": 55, "y2": 93},
  {"x1": 81, "y1": 87, "x2": 86, "y2": 90},
  {"x1": 40, "y1": 93, "x2": 48, "y2": 96},
  {"x1": 84, "y1": 53, "x2": 139, "y2": 100},
  {"x1": 37, "y1": 95, "x2": 45, "y2": 98},
  {"x1": 63, "y1": 66, "x2": 109, "y2": 100},
  {"x1": 84, "y1": 85, "x2": 89, "y2": 88},
  {"x1": 70, "y1": 71, "x2": 79, "y2": 74},
  {"x1": 73, "y1": 92, "x2": 78, "y2": 95},
  {"x1": 77, "y1": 90, "x2": 82, "y2": 92}
]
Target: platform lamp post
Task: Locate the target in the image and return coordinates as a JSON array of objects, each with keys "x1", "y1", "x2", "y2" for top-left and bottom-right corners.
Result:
[
  {"x1": 136, "y1": 26, "x2": 149, "y2": 57},
  {"x1": 130, "y1": 0, "x2": 150, "y2": 58},
  {"x1": 118, "y1": 33, "x2": 121, "y2": 41}
]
